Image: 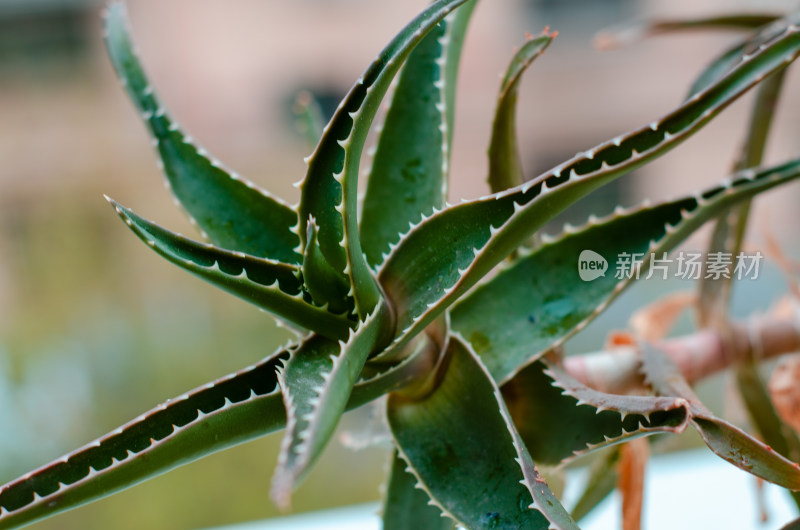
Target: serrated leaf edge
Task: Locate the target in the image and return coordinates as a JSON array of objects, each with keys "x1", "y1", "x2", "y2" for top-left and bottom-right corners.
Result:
[
  {"x1": 102, "y1": 3, "x2": 296, "y2": 239},
  {"x1": 381, "y1": 157, "x2": 800, "y2": 364},
  {"x1": 271, "y1": 308, "x2": 386, "y2": 507}
]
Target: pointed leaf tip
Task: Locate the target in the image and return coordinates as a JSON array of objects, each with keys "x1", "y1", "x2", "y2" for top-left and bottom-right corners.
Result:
[
  {"x1": 108, "y1": 201, "x2": 352, "y2": 340},
  {"x1": 104, "y1": 3, "x2": 301, "y2": 263}
]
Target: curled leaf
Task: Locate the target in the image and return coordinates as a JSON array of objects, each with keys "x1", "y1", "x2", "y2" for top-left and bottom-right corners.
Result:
[
  {"x1": 502, "y1": 360, "x2": 689, "y2": 465},
  {"x1": 641, "y1": 343, "x2": 800, "y2": 490},
  {"x1": 488, "y1": 30, "x2": 555, "y2": 193}
]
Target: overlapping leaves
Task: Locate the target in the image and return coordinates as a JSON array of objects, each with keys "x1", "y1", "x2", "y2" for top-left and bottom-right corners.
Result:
[
  {"x1": 377, "y1": 19, "x2": 800, "y2": 360},
  {"x1": 452, "y1": 158, "x2": 800, "y2": 382},
  {"x1": 4, "y1": 5, "x2": 800, "y2": 530},
  {"x1": 641, "y1": 343, "x2": 800, "y2": 489}
]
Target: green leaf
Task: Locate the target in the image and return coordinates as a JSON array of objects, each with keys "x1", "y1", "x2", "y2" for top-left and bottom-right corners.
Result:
[
  {"x1": 377, "y1": 24, "x2": 800, "y2": 360},
  {"x1": 103, "y1": 3, "x2": 301, "y2": 264},
  {"x1": 687, "y1": 39, "x2": 750, "y2": 99},
  {"x1": 451, "y1": 158, "x2": 800, "y2": 382},
  {"x1": 294, "y1": 91, "x2": 325, "y2": 151},
  {"x1": 595, "y1": 13, "x2": 779, "y2": 50},
  {"x1": 361, "y1": 2, "x2": 477, "y2": 267},
  {"x1": 0, "y1": 347, "x2": 288, "y2": 529},
  {"x1": 441, "y1": 0, "x2": 478, "y2": 146},
  {"x1": 388, "y1": 336, "x2": 578, "y2": 530},
  {"x1": 0, "y1": 330, "x2": 438, "y2": 529},
  {"x1": 488, "y1": 31, "x2": 554, "y2": 193},
  {"x1": 108, "y1": 199, "x2": 352, "y2": 341},
  {"x1": 502, "y1": 360, "x2": 689, "y2": 465},
  {"x1": 272, "y1": 306, "x2": 389, "y2": 507},
  {"x1": 383, "y1": 451, "x2": 452, "y2": 530},
  {"x1": 271, "y1": 335, "x2": 339, "y2": 509},
  {"x1": 297, "y1": 0, "x2": 470, "y2": 317},
  {"x1": 641, "y1": 343, "x2": 800, "y2": 490},
  {"x1": 737, "y1": 361, "x2": 800, "y2": 463},
  {"x1": 353, "y1": 331, "x2": 442, "y2": 403},
  {"x1": 686, "y1": 17, "x2": 791, "y2": 99},
  {"x1": 698, "y1": 67, "x2": 787, "y2": 326},
  {"x1": 736, "y1": 359, "x2": 800, "y2": 513},
  {"x1": 302, "y1": 218, "x2": 353, "y2": 315},
  {"x1": 569, "y1": 447, "x2": 622, "y2": 522}
]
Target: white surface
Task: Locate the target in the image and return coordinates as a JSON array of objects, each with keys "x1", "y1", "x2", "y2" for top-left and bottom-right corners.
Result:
[
  {"x1": 202, "y1": 503, "x2": 382, "y2": 530},
  {"x1": 569, "y1": 450, "x2": 797, "y2": 530},
  {"x1": 205, "y1": 450, "x2": 798, "y2": 529}
]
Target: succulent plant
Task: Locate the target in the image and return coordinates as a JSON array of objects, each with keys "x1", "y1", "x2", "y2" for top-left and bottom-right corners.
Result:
[{"x1": 4, "y1": 1, "x2": 800, "y2": 528}]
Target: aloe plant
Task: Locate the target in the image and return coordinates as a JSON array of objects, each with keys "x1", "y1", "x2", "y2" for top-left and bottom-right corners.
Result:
[{"x1": 4, "y1": 2, "x2": 800, "y2": 528}]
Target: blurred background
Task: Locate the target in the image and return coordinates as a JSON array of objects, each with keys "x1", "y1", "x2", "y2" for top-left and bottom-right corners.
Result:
[{"x1": 2, "y1": 0, "x2": 800, "y2": 528}]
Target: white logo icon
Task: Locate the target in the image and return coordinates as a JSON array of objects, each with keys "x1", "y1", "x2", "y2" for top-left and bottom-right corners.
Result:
[{"x1": 578, "y1": 250, "x2": 607, "y2": 282}]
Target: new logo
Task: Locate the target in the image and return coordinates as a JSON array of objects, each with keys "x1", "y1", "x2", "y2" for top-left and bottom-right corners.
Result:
[{"x1": 578, "y1": 250, "x2": 607, "y2": 282}]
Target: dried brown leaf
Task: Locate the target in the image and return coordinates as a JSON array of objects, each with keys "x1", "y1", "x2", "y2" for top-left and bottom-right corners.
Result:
[{"x1": 617, "y1": 438, "x2": 649, "y2": 530}]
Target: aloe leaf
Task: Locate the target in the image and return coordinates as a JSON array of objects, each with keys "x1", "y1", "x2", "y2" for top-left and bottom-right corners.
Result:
[
  {"x1": 698, "y1": 68, "x2": 787, "y2": 326},
  {"x1": 488, "y1": 31, "x2": 554, "y2": 193},
  {"x1": 502, "y1": 360, "x2": 689, "y2": 465},
  {"x1": 695, "y1": 199, "x2": 744, "y2": 327},
  {"x1": 595, "y1": 13, "x2": 779, "y2": 50},
  {"x1": 697, "y1": 64, "x2": 799, "y2": 506},
  {"x1": 294, "y1": 91, "x2": 325, "y2": 151},
  {"x1": 388, "y1": 336, "x2": 578, "y2": 529},
  {"x1": 352, "y1": 328, "x2": 441, "y2": 402},
  {"x1": 737, "y1": 362, "x2": 800, "y2": 463},
  {"x1": 103, "y1": 3, "x2": 300, "y2": 264},
  {"x1": 686, "y1": 17, "x2": 792, "y2": 99},
  {"x1": 271, "y1": 307, "x2": 389, "y2": 507},
  {"x1": 0, "y1": 346, "x2": 289, "y2": 530},
  {"x1": 377, "y1": 25, "x2": 800, "y2": 360},
  {"x1": 271, "y1": 335, "x2": 339, "y2": 509},
  {"x1": 302, "y1": 218, "x2": 353, "y2": 315},
  {"x1": 297, "y1": 0, "x2": 469, "y2": 317},
  {"x1": 383, "y1": 451, "x2": 452, "y2": 530},
  {"x1": 686, "y1": 40, "x2": 751, "y2": 99},
  {"x1": 736, "y1": 361, "x2": 800, "y2": 512},
  {"x1": 641, "y1": 343, "x2": 800, "y2": 490},
  {"x1": 441, "y1": 0, "x2": 477, "y2": 142},
  {"x1": 570, "y1": 447, "x2": 622, "y2": 522},
  {"x1": 361, "y1": 1, "x2": 477, "y2": 267},
  {"x1": 451, "y1": 159, "x2": 800, "y2": 382},
  {"x1": 692, "y1": 418, "x2": 800, "y2": 489},
  {"x1": 0, "y1": 326, "x2": 437, "y2": 529},
  {"x1": 108, "y1": 199, "x2": 352, "y2": 341}
]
